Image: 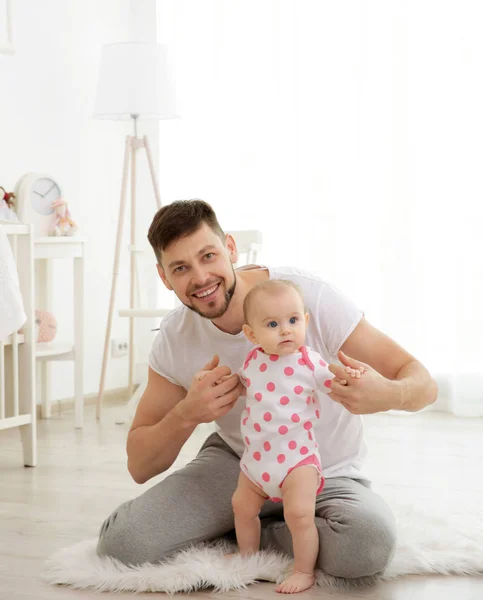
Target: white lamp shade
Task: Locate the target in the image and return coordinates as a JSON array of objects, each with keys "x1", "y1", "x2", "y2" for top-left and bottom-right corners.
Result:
[{"x1": 93, "y1": 42, "x2": 178, "y2": 120}]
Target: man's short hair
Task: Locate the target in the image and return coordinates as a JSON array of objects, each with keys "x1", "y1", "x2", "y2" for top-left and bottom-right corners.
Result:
[
  {"x1": 148, "y1": 199, "x2": 225, "y2": 264},
  {"x1": 243, "y1": 279, "x2": 304, "y2": 325}
]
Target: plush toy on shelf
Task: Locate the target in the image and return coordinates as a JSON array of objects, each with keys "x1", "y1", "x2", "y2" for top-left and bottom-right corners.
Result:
[
  {"x1": 35, "y1": 309, "x2": 57, "y2": 343},
  {"x1": 49, "y1": 197, "x2": 77, "y2": 237}
]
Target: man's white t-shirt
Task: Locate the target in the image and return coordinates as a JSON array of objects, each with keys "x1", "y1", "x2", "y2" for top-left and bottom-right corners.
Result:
[{"x1": 149, "y1": 266, "x2": 368, "y2": 481}]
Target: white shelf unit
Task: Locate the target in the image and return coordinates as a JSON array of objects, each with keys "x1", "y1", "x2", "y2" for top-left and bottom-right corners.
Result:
[
  {"x1": 34, "y1": 237, "x2": 85, "y2": 428},
  {"x1": 0, "y1": 223, "x2": 36, "y2": 466}
]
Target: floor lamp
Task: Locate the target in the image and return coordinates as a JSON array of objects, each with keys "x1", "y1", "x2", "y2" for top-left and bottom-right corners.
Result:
[{"x1": 93, "y1": 42, "x2": 178, "y2": 420}]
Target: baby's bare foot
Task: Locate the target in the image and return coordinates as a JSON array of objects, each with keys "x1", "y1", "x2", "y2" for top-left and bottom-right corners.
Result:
[{"x1": 276, "y1": 571, "x2": 315, "y2": 594}]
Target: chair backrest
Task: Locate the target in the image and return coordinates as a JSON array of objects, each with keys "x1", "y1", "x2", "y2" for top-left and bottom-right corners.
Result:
[{"x1": 229, "y1": 230, "x2": 263, "y2": 267}]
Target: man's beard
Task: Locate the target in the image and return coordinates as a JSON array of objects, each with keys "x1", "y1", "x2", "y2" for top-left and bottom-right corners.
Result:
[{"x1": 184, "y1": 267, "x2": 237, "y2": 320}]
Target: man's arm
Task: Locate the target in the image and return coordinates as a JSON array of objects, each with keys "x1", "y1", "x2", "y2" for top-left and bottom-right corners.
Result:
[
  {"x1": 328, "y1": 317, "x2": 438, "y2": 413},
  {"x1": 126, "y1": 367, "x2": 194, "y2": 484},
  {"x1": 127, "y1": 358, "x2": 243, "y2": 484}
]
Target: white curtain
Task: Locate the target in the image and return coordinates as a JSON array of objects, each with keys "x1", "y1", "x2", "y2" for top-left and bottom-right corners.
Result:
[{"x1": 156, "y1": 0, "x2": 483, "y2": 415}]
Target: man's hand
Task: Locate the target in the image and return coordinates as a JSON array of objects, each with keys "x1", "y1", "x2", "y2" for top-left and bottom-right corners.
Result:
[
  {"x1": 174, "y1": 355, "x2": 245, "y2": 425},
  {"x1": 327, "y1": 351, "x2": 402, "y2": 414}
]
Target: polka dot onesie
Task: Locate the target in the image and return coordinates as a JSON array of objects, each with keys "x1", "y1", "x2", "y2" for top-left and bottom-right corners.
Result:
[{"x1": 239, "y1": 345, "x2": 334, "y2": 502}]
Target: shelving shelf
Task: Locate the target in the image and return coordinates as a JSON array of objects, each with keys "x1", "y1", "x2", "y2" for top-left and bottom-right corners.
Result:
[{"x1": 34, "y1": 236, "x2": 85, "y2": 428}]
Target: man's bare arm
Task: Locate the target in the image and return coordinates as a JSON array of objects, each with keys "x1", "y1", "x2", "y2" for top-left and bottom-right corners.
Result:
[
  {"x1": 328, "y1": 318, "x2": 438, "y2": 413},
  {"x1": 127, "y1": 358, "x2": 244, "y2": 484},
  {"x1": 126, "y1": 367, "x2": 194, "y2": 484}
]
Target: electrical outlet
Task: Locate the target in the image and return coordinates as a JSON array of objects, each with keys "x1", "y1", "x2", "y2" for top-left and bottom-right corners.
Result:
[{"x1": 111, "y1": 338, "x2": 129, "y2": 357}]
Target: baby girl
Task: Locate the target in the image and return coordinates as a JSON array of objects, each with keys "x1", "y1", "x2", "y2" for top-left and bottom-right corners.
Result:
[{"x1": 232, "y1": 279, "x2": 364, "y2": 594}]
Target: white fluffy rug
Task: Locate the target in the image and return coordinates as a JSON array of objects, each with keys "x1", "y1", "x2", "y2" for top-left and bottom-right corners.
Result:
[{"x1": 43, "y1": 503, "x2": 483, "y2": 594}]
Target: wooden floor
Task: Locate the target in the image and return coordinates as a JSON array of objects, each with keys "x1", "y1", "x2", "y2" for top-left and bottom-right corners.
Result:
[{"x1": 1, "y1": 400, "x2": 482, "y2": 599}]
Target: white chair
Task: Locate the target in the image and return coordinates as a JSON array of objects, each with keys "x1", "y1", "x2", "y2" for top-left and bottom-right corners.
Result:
[{"x1": 115, "y1": 229, "x2": 262, "y2": 424}]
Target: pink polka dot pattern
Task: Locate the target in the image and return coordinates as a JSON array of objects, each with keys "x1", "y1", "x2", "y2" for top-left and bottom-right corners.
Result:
[
  {"x1": 280, "y1": 396, "x2": 289, "y2": 405},
  {"x1": 278, "y1": 425, "x2": 288, "y2": 435},
  {"x1": 284, "y1": 367, "x2": 294, "y2": 376},
  {"x1": 267, "y1": 382, "x2": 275, "y2": 392},
  {"x1": 306, "y1": 395, "x2": 312, "y2": 405},
  {"x1": 245, "y1": 378, "x2": 251, "y2": 387},
  {"x1": 324, "y1": 379, "x2": 332, "y2": 389},
  {"x1": 263, "y1": 412, "x2": 272, "y2": 422},
  {"x1": 254, "y1": 423, "x2": 262, "y2": 432},
  {"x1": 245, "y1": 436, "x2": 250, "y2": 445},
  {"x1": 288, "y1": 440, "x2": 297, "y2": 450},
  {"x1": 262, "y1": 472, "x2": 270, "y2": 482},
  {"x1": 308, "y1": 431, "x2": 313, "y2": 441},
  {"x1": 259, "y1": 363, "x2": 267, "y2": 372},
  {"x1": 264, "y1": 441, "x2": 271, "y2": 451},
  {"x1": 254, "y1": 452, "x2": 261, "y2": 461},
  {"x1": 291, "y1": 414, "x2": 300, "y2": 423},
  {"x1": 319, "y1": 359, "x2": 327, "y2": 367},
  {"x1": 254, "y1": 393, "x2": 262, "y2": 402},
  {"x1": 304, "y1": 421, "x2": 313, "y2": 430},
  {"x1": 298, "y1": 358, "x2": 306, "y2": 366},
  {"x1": 294, "y1": 385, "x2": 303, "y2": 395},
  {"x1": 315, "y1": 409, "x2": 320, "y2": 419},
  {"x1": 242, "y1": 417, "x2": 248, "y2": 426},
  {"x1": 300, "y1": 446, "x2": 309, "y2": 455},
  {"x1": 269, "y1": 355, "x2": 279, "y2": 361},
  {"x1": 277, "y1": 454, "x2": 286, "y2": 464}
]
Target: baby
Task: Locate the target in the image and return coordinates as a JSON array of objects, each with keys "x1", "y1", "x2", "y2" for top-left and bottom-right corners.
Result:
[{"x1": 232, "y1": 279, "x2": 364, "y2": 594}]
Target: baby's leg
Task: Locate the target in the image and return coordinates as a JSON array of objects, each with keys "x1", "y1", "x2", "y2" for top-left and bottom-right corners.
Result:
[
  {"x1": 276, "y1": 466, "x2": 319, "y2": 594},
  {"x1": 231, "y1": 471, "x2": 267, "y2": 555}
]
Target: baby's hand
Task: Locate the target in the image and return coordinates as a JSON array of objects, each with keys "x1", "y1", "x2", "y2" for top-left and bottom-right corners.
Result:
[
  {"x1": 346, "y1": 365, "x2": 365, "y2": 379},
  {"x1": 195, "y1": 370, "x2": 231, "y2": 386},
  {"x1": 339, "y1": 365, "x2": 365, "y2": 386}
]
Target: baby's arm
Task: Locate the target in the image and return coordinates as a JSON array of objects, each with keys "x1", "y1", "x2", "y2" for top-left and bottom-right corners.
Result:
[
  {"x1": 312, "y1": 352, "x2": 364, "y2": 390},
  {"x1": 311, "y1": 353, "x2": 335, "y2": 392}
]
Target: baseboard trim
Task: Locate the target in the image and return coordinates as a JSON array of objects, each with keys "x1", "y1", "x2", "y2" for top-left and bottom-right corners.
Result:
[{"x1": 36, "y1": 386, "x2": 136, "y2": 419}]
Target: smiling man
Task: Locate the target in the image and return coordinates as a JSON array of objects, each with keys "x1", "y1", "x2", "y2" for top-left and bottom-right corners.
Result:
[{"x1": 96, "y1": 199, "x2": 438, "y2": 581}]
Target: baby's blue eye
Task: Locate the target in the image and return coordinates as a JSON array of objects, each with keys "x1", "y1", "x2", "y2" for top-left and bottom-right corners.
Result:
[
  {"x1": 289, "y1": 317, "x2": 297, "y2": 324},
  {"x1": 268, "y1": 321, "x2": 277, "y2": 328}
]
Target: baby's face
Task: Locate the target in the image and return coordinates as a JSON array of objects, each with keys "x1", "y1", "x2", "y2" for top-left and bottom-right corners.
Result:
[{"x1": 245, "y1": 288, "x2": 308, "y2": 356}]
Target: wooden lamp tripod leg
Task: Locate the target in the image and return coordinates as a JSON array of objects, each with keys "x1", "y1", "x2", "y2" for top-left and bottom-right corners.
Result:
[
  {"x1": 121, "y1": 135, "x2": 162, "y2": 417},
  {"x1": 144, "y1": 135, "x2": 162, "y2": 210},
  {"x1": 97, "y1": 135, "x2": 132, "y2": 420}
]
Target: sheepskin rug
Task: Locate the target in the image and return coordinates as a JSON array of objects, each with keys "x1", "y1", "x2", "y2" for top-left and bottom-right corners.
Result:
[{"x1": 44, "y1": 502, "x2": 483, "y2": 594}]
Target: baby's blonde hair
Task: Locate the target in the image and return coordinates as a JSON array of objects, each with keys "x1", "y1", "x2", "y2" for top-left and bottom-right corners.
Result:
[{"x1": 243, "y1": 279, "x2": 305, "y2": 325}]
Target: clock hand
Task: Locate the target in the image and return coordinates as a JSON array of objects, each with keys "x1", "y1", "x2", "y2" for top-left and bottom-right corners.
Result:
[
  {"x1": 43, "y1": 183, "x2": 56, "y2": 198},
  {"x1": 33, "y1": 191, "x2": 43, "y2": 197}
]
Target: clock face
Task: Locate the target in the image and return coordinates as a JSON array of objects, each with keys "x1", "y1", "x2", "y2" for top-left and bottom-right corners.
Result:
[{"x1": 31, "y1": 177, "x2": 61, "y2": 215}]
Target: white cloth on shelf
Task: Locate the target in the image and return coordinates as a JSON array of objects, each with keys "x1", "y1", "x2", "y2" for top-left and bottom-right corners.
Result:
[{"x1": 0, "y1": 224, "x2": 26, "y2": 339}]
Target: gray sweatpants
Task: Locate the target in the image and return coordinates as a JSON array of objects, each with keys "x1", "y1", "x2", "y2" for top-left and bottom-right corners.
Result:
[{"x1": 97, "y1": 432, "x2": 397, "y2": 579}]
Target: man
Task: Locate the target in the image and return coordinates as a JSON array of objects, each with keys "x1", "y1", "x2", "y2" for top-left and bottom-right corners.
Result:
[{"x1": 97, "y1": 199, "x2": 437, "y2": 580}]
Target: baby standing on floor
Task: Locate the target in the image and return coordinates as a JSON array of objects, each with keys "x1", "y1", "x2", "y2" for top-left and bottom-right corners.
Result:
[{"x1": 231, "y1": 280, "x2": 364, "y2": 594}]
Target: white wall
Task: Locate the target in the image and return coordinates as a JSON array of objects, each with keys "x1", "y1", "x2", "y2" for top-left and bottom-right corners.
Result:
[
  {"x1": 156, "y1": 1, "x2": 483, "y2": 415},
  {"x1": 0, "y1": 0, "x2": 159, "y2": 402}
]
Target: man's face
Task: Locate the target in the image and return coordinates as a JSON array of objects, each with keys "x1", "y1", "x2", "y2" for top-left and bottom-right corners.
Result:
[{"x1": 158, "y1": 223, "x2": 238, "y2": 320}]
